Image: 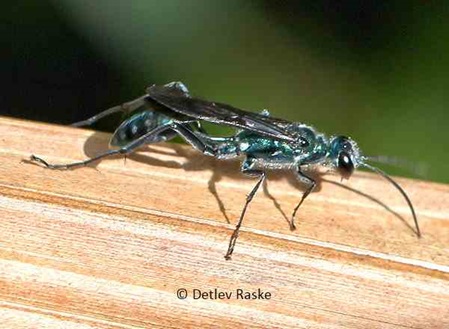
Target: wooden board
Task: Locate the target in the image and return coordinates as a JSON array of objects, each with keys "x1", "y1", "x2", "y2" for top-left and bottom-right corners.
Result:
[{"x1": 0, "y1": 116, "x2": 448, "y2": 328}]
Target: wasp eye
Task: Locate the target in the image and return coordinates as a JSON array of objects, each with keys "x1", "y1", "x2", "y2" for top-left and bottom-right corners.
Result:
[
  {"x1": 338, "y1": 151, "x2": 354, "y2": 179},
  {"x1": 342, "y1": 141, "x2": 352, "y2": 151},
  {"x1": 298, "y1": 137, "x2": 309, "y2": 147}
]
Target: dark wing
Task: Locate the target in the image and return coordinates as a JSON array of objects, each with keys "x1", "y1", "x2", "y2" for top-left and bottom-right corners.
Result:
[{"x1": 146, "y1": 84, "x2": 296, "y2": 142}]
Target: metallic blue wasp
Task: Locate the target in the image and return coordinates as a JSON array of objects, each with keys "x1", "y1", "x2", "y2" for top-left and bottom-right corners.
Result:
[{"x1": 30, "y1": 82, "x2": 421, "y2": 259}]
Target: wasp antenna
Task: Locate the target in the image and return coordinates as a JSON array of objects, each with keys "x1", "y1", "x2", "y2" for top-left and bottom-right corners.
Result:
[
  {"x1": 360, "y1": 162, "x2": 421, "y2": 238},
  {"x1": 366, "y1": 155, "x2": 428, "y2": 178}
]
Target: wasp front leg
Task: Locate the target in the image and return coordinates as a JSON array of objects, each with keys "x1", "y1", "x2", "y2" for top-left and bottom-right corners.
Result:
[{"x1": 291, "y1": 167, "x2": 316, "y2": 230}]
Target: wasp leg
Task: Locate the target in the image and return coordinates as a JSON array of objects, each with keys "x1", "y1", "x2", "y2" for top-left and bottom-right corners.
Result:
[
  {"x1": 171, "y1": 123, "x2": 216, "y2": 156},
  {"x1": 71, "y1": 95, "x2": 147, "y2": 127},
  {"x1": 192, "y1": 121, "x2": 208, "y2": 135},
  {"x1": 30, "y1": 124, "x2": 172, "y2": 169},
  {"x1": 30, "y1": 122, "x2": 215, "y2": 170},
  {"x1": 291, "y1": 168, "x2": 316, "y2": 230},
  {"x1": 225, "y1": 159, "x2": 266, "y2": 260}
]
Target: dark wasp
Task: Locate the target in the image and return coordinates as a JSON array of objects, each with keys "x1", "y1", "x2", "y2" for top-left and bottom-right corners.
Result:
[{"x1": 30, "y1": 82, "x2": 421, "y2": 259}]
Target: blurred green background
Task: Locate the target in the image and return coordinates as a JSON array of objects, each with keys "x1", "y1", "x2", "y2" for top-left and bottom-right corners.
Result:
[{"x1": 2, "y1": 1, "x2": 448, "y2": 182}]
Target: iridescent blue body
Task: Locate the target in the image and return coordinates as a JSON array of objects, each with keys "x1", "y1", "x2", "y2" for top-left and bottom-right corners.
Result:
[
  {"x1": 110, "y1": 109, "x2": 176, "y2": 147},
  {"x1": 208, "y1": 125, "x2": 330, "y2": 167},
  {"x1": 30, "y1": 81, "x2": 420, "y2": 260},
  {"x1": 110, "y1": 107, "x2": 355, "y2": 173}
]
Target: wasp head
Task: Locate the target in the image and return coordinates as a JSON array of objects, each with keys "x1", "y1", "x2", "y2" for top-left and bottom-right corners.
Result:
[{"x1": 329, "y1": 136, "x2": 362, "y2": 179}]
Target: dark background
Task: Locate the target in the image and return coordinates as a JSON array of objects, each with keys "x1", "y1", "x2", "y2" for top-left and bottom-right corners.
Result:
[{"x1": 2, "y1": 1, "x2": 448, "y2": 182}]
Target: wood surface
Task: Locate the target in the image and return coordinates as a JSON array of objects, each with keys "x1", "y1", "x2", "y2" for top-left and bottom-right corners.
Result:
[{"x1": 0, "y1": 116, "x2": 448, "y2": 328}]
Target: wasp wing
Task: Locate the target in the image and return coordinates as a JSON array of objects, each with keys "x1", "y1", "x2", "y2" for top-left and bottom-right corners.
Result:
[{"x1": 146, "y1": 84, "x2": 296, "y2": 142}]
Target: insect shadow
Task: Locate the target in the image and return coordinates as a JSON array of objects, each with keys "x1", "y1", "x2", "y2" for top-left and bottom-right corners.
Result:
[
  {"x1": 78, "y1": 130, "x2": 412, "y2": 235},
  {"x1": 320, "y1": 178, "x2": 416, "y2": 235}
]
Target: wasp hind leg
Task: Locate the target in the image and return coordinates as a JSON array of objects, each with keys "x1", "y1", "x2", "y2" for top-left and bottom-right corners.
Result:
[{"x1": 30, "y1": 122, "x2": 216, "y2": 170}]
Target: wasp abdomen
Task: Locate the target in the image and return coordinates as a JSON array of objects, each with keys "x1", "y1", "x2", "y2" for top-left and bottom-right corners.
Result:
[{"x1": 109, "y1": 110, "x2": 174, "y2": 148}]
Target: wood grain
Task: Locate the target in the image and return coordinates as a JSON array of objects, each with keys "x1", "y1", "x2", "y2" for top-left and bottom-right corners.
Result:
[{"x1": 0, "y1": 116, "x2": 447, "y2": 328}]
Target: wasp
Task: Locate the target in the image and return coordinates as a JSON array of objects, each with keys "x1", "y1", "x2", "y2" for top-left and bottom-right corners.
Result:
[{"x1": 30, "y1": 82, "x2": 420, "y2": 259}]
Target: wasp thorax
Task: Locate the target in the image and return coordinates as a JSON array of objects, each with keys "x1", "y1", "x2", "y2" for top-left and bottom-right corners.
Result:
[{"x1": 286, "y1": 125, "x2": 315, "y2": 149}]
